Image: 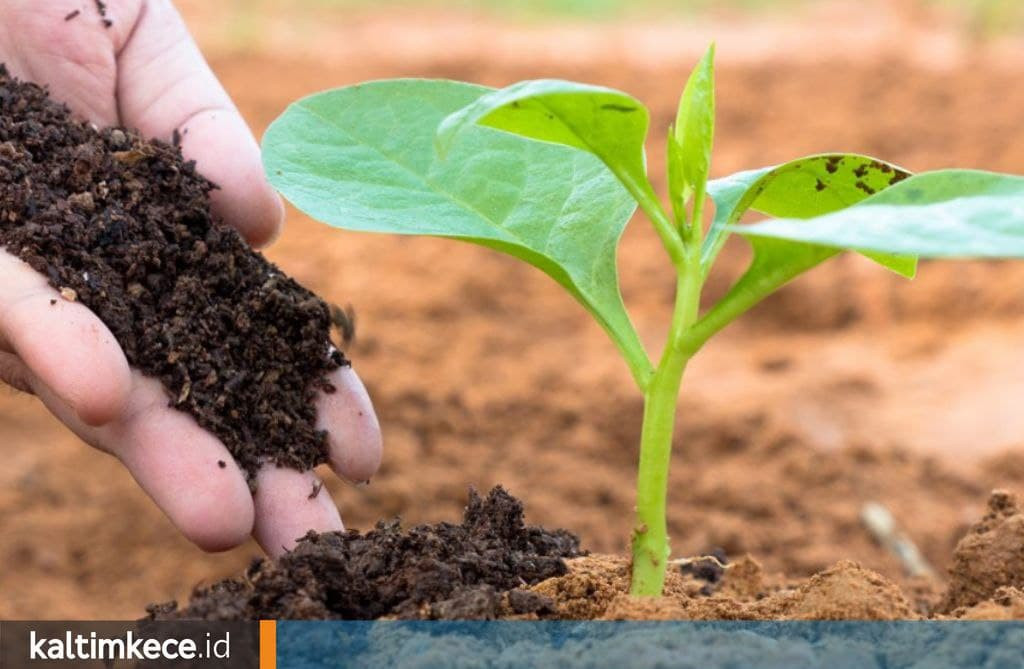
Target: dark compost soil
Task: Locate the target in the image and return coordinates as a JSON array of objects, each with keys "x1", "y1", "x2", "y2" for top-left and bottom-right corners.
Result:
[
  {"x1": 150, "y1": 486, "x2": 584, "y2": 620},
  {"x1": 0, "y1": 66, "x2": 341, "y2": 481},
  {"x1": 153, "y1": 488, "x2": 1024, "y2": 621}
]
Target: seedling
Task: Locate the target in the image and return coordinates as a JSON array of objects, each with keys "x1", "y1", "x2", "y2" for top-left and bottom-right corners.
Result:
[{"x1": 263, "y1": 46, "x2": 1024, "y2": 596}]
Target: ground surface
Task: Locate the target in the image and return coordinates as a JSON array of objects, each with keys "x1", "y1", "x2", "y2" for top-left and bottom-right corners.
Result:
[{"x1": 3, "y1": 0, "x2": 1024, "y2": 618}]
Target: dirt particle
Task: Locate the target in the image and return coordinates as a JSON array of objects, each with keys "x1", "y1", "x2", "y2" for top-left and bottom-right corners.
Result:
[
  {"x1": 308, "y1": 480, "x2": 323, "y2": 500},
  {"x1": 679, "y1": 548, "x2": 728, "y2": 585},
  {"x1": 49, "y1": 298, "x2": 57, "y2": 306},
  {"x1": 217, "y1": 460, "x2": 226, "y2": 469},
  {"x1": 506, "y1": 588, "x2": 556, "y2": 616},
  {"x1": 64, "y1": 9, "x2": 80, "y2": 21},
  {"x1": 94, "y1": 0, "x2": 111, "y2": 28},
  {"x1": 329, "y1": 304, "x2": 357, "y2": 348},
  {"x1": 67, "y1": 191, "x2": 95, "y2": 212},
  {"x1": 59, "y1": 287, "x2": 78, "y2": 302}
]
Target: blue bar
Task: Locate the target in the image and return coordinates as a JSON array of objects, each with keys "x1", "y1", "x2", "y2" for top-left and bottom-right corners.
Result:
[{"x1": 277, "y1": 620, "x2": 1024, "y2": 668}]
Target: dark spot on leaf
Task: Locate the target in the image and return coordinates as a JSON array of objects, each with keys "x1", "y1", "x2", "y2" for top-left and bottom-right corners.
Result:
[
  {"x1": 815, "y1": 178, "x2": 827, "y2": 192},
  {"x1": 855, "y1": 180, "x2": 876, "y2": 195},
  {"x1": 853, "y1": 164, "x2": 868, "y2": 178},
  {"x1": 825, "y1": 156, "x2": 841, "y2": 174},
  {"x1": 889, "y1": 172, "x2": 910, "y2": 186},
  {"x1": 600, "y1": 103, "x2": 638, "y2": 113},
  {"x1": 903, "y1": 187, "x2": 925, "y2": 202}
]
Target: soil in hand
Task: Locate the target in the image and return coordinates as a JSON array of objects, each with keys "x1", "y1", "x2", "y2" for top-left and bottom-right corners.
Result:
[
  {"x1": 0, "y1": 66, "x2": 342, "y2": 481},
  {"x1": 150, "y1": 486, "x2": 584, "y2": 620}
]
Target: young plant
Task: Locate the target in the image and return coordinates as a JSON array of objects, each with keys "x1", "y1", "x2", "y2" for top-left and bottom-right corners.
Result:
[{"x1": 262, "y1": 46, "x2": 1024, "y2": 596}]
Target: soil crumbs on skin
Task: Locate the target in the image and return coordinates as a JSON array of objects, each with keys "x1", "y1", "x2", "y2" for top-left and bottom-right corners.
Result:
[
  {"x1": 0, "y1": 66, "x2": 341, "y2": 482},
  {"x1": 150, "y1": 487, "x2": 584, "y2": 620}
]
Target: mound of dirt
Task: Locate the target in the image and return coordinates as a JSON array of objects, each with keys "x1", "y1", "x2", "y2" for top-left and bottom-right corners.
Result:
[
  {"x1": 150, "y1": 487, "x2": 584, "y2": 620},
  {"x1": 535, "y1": 556, "x2": 914, "y2": 621},
  {"x1": 941, "y1": 491, "x2": 1024, "y2": 613},
  {"x1": 0, "y1": 66, "x2": 341, "y2": 480}
]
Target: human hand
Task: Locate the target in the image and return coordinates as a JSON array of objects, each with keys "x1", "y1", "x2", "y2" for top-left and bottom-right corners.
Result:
[{"x1": 0, "y1": 0, "x2": 382, "y2": 556}]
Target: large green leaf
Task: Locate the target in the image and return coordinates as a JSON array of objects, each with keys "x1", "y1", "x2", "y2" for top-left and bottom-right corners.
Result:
[
  {"x1": 262, "y1": 79, "x2": 651, "y2": 382},
  {"x1": 435, "y1": 79, "x2": 650, "y2": 198},
  {"x1": 738, "y1": 169, "x2": 1024, "y2": 257},
  {"x1": 668, "y1": 43, "x2": 715, "y2": 226},
  {"x1": 702, "y1": 153, "x2": 917, "y2": 279}
]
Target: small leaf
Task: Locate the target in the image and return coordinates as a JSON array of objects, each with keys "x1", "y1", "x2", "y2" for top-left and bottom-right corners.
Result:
[
  {"x1": 669, "y1": 43, "x2": 715, "y2": 224},
  {"x1": 738, "y1": 169, "x2": 1024, "y2": 258},
  {"x1": 263, "y1": 79, "x2": 651, "y2": 382},
  {"x1": 436, "y1": 79, "x2": 653, "y2": 199},
  {"x1": 703, "y1": 154, "x2": 916, "y2": 278}
]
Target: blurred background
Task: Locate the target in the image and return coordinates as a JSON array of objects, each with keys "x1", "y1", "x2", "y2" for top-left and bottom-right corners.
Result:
[{"x1": 3, "y1": 0, "x2": 1024, "y2": 618}]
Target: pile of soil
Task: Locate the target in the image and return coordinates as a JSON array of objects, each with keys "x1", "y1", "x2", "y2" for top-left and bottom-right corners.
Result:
[
  {"x1": 150, "y1": 487, "x2": 583, "y2": 620},
  {"x1": 0, "y1": 66, "x2": 340, "y2": 480},
  {"x1": 155, "y1": 489, "x2": 1024, "y2": 621}
]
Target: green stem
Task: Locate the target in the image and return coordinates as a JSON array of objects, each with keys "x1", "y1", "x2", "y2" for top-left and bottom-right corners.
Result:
[{"x1": 630, "y1": 247, "x2": 702, "y2": 595}]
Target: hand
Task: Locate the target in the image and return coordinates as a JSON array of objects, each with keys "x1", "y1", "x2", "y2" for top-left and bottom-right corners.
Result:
[{"x1": 0, "y1": 0, "x2": 382, "y2": 556}]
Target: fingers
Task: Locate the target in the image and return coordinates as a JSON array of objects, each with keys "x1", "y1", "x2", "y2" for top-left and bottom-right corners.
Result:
[
  {"x1": 29, "y1": 372, "x2": 255, "y2": 552},
  {"x1": 0, "y1": 251, "x2": 130, "y2": 425},
  {"x1": 253, "y1": 466, "x2": 344, "y2": 558},
  {"x1": 318, "y1": 366, "x2": 383, "y2": 484},
  {"x1": 0, "y1": 350, "x2": 32, "y2": 394},
  {"x1": 114, "y1": 0, "x2": 283, "y2": 247}
]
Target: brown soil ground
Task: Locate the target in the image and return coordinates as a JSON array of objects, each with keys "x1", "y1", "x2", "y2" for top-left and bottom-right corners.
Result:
[{"x1": 4, "y1": 1, "x2": 1024, "y2": 619}]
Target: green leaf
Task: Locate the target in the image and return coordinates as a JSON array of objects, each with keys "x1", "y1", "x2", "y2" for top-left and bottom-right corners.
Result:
[
  {"x1": 263, "y1": 79, "x2": 652, "y2": 384},
  {"x1": 669, "y1": 43, "x2": 715, "y2": 225},
  {"x1": 681, "y1": 154, "x2": 918, "y2": 356},
  {"x1": 738, "y1": 169, "x2": 1024, "y2": 258},
  {"x1": 435, "y1": 78, "x2": 652, "y2": 200},
  {"x1": 702, "y1": 153, "x2": 917, "y2": 278}
]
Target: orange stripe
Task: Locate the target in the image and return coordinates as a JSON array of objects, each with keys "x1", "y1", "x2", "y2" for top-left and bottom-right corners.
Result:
[{"x1": 259, "y1": 620, "x2": 277, "y2": 669}]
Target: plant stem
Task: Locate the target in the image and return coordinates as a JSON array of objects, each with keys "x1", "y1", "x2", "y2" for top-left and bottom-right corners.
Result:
[
  {"x1": 630, "y1": 243, "x2": 702, "y2": 595},
  {"x1": 630, "y1": 342, "x2": 688, "y2": 595}
]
